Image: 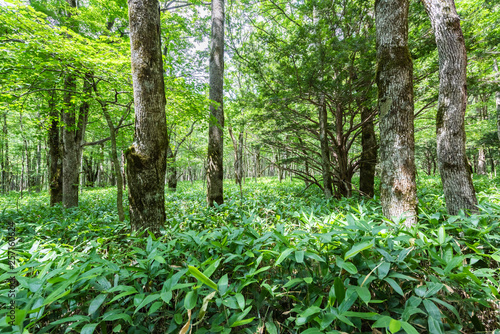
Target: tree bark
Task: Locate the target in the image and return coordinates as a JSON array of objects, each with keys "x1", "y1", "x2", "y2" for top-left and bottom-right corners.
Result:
[
  {"x1": 1, "y1": 113, "x2": 9, "y2": 192},
  {"x1": 477, "y1": 147, "x2": 486, "y2": 175},
  {"x1": 48, "y1": 90, "x2": 63, "y2": 205},
  {"x1": 62, "y1": 74, "x2": 89, "y2": 208},
  {"x1": 422, "y1": 0, "x2": 478, "y2": 215},
  {"x1": 207, "y1": 0, "x2": 225, "y2": 206},
  {"x1": 126, "y1": 0, "x2": 168, "y2": 235},
  {"x1": 166, "y1": 143, "x2": 177, "y2": 191},
  {"x1": 319, "y1": 99, "x2": 333, "y2": 199},
  {"x1": 375, "y1": 0, "x2": 418, "y2": 226},
  {"x1": 102, "y1": 106, "x2": 125, "y2": 221},
  {"x1": 359, "y1": 107, "x2": 377, "y2": 197},
  {"x1": 494, "y1": 59, "x2": 500, "y2": 142}
]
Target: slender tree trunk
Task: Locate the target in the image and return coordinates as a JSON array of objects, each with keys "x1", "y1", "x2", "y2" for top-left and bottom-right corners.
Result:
[
  {"x1": 319, "y1": 100, "x2": 333, "y2": 199},
  {"x1": 62, "y1": 74, "x2": 90, "y2": 208},
  {"x1": 375, "y1": 0, "x2": 418, "y2": 226},
  {"x1": 126, "y1": 0, "x2": 168, "y2": 235},
  {"x1": 477, "y1": 147, "x2": 486, "y2": 175},
  {"x1": 48, "y1": 91, "x2": 63, "y2": 205},
  {"x1": 35, "y1": 138, "x2": 42, "y2": 192},
  {"x1": 166, "y1": 144, "x2": 177, "y2": 191},
  {"x1": 359, "y1": 107, "x2": 377, "y2": 197},
  {"x1": 422, "y1": 0, "x2": 477, "y2": 214},
  {"x1": 3, "y1": 113, "x2": 8, "y2": 192},
  {"x1": 494, "y1": 60, "x2": 500, "y2": 142},
  {"x1": 207, "y1": 0, "x2": 225, "y2": 206},
  {"x1": 103, "y1": 107, "x2": 125, "y2": 221}
]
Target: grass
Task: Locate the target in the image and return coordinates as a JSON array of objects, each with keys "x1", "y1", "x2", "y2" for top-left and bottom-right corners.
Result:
[{"x1": 0, "y1": 175, "x2": 499, "y2": 333}]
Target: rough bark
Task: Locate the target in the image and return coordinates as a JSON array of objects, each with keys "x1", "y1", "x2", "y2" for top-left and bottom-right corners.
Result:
[
  {"x1": 375, "y1": 0, "x2": 418, "y2": 226},
  {"x1": 422, "y1": 0, "x2": 478, "y2": 215},
  {"x1": 207, "y1": 0, "x2": 225, "y2": 206},
  {"x1": 319, "y1": 100, "x2": 333, "y2": 199},
  {"x1": 62, "y1": 74, "x2": 89, "y2": 208},
  {"x1": 48, "y1": 90, "x2": 63, "y2": 205},
  {"x1": 359, "y1": 107, "x2": 377, "y2": 197},
  {"x1": 103, "y1": 106, "x2": 125, "y2": 221},
  {"x1": 126, "y1": 0, "x2": 168, "y2": 235}
]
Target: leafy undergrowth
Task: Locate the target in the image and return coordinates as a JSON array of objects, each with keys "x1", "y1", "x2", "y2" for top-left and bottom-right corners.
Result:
[{"x1": 0, "y1": 176, "x2": 499, "y2": 333}]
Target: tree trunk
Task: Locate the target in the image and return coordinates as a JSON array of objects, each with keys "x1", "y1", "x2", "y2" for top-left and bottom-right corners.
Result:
[
  {"x1": 359, "y1": 107, "x2": 377, "y2": 198},
  {"x1": 375, "y1": 0, "x2": 418, "y2": 226},
  {"x1": 422, "y1": 0, "x2": 477, "y2": 215},
  {"x1": 494, "y1": 60, "x2": 500, "y2": 142},
  {"x1": 207, "y1": 0, "x2": 225, "y2": 206},
  {"x1": 48, "y1": 90, "x2": 63, "y2": 205},
  {"x1": 103, "y1": 106, "x2": 125, "y2": 222},
  {"x1": 126, "y1": 0, "x2": 168, "y2": 236},
  {"x1": 319, "y1": 100, "x2": 333, "y2": 199},
  {"x1": 35, "y1": 138, "x2": 42, "y2": 192},
  {"x1": 477, "y1": 147, "x2": 486, "y2": 175},
  {"x1": 166, "y1": 143, "x2": 177, "y2": 191},
  {"x1": 62, "y1": 74, "x2": 89, "y2": 208}
]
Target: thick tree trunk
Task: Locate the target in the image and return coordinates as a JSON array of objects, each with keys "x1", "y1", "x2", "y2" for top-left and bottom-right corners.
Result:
[
  {"x1": 126, "y1": 0, "x2": 168, "y2": 235},
  {"x1": 48, "y1": 90, "x2": 63, "y2": 205},
  {"x1": 422, "y1": 0, "x2": 477, "y2": 215},
  {"x1": 319, "y1": 100, "x2": 333, "y2": 199},
  {"x1": 359, "y1": 107, "x2": 377, "y2": 197},
  {"x1": 375, "y1": 0, "x2": 418, "y2": 226},
  {"x1": 103, "y1": 107, "x2": 125, "y2": 221},
  {"x1": 207, "y1": 0, "x2": 225, "y2": 206}
]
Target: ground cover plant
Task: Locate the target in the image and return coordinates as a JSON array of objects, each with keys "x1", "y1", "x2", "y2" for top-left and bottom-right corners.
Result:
[{"x1": 1, "y1": 175, "x2": 499, "y2": 334}]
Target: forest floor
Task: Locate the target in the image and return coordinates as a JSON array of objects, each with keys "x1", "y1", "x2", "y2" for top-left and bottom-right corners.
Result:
[{"x1": 0, "y1": 175, "x2": 499, "y2": 333}]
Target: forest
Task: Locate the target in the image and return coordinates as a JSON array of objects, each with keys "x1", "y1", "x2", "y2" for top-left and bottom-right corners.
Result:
[{"x1": 0, "y1": 0, "x2": 499, "y2": 333}]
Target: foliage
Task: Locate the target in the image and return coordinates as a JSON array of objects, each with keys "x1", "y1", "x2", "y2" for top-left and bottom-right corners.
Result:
[{"x1": 1, "y1": 176, "x2": 499, "y2": 333}]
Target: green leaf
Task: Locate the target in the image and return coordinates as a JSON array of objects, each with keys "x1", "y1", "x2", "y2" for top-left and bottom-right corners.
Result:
[
  {"x1": 355, "y1": 286, "x2": 371, "y2": 304},
  {"x1": 401, "y1": 321, "x2": 420, "y2": 334},
  {"x1": 384, "y1": 278, "x2": 404, "y2": 296},
  {"x1": 230, "y1": 317, "x2": 255, "y2": 327},
  {"x1": 184, "y1": 290, "x2": 198, "y2": 310},
  {"x1": 81, "y1": 323, "x2": 99, "y2": 334},
  {"x1": 437, "y1": 225, "x2": 446, "y2": 244},
  {"x1": 88, "y1": 294, "x2": 107, "y2": 315},
  {"x1": 295, "y1": 250, "x2": 304, "y2": 263},
  {"x1": 345, "y1": 240, "x2": 373, "y2": 260},
  {"x1": 235, "y1": 293, "x2": 245, "y2": 310},
  {"x1": 188, "y1": 265, "x2": 218, "y2": 290},
  {"x1": 423, "y1": 299, "x2": 441, "y2": 320},
  {"x1": 148, "y1": 301, "x2": 163, "y2": 315},
  {"x1": 218, "y1": 274, "x2": 228, "y2": 296},
  {"x1": 334, "y1": 277, "x2": 345, "y2": 305},
  {"x1": 276, "y1": 248, "x2": 294, "y2": 266},
  {"x1": 389, "y1": 319, "x2": 401, "y2": 333},
  {"x1": 135, "y1": 294, "x2": 161, "y2": 314}
]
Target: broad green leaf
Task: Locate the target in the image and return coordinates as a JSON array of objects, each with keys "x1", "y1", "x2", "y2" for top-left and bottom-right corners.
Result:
[
  {"x1": 389, "y1": 319, "x2": 401, "y2": 333},
  {"x1": 88, "y1": 294, "x2": 107, "y2": 315},
  {"x1": 81, "y1": 323, "x2": 99, "y2": 334},
  {"x1": 384, "y1": 278, "x2": 404, "y2": 296},
  {"x1": 184, "y1": 290, "x2": 198, "y2": 310},
  {"x1": 295, "y1": 250, "x2": 304, "y2": 263}
]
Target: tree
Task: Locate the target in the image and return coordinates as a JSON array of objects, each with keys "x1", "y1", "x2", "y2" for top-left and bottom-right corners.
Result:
[
  {"x1": 422, "y1": 0, "x2": 478, "y2": 215},
  {"x1": 207, "y1": 0, "x2": 225, "y2": 206},
  {"x1": 375, "y1": 0, "x2": 418, "y2": 226},
  {"x1": 126, "y1": 0, "x2": 168, "y2": 235}
]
